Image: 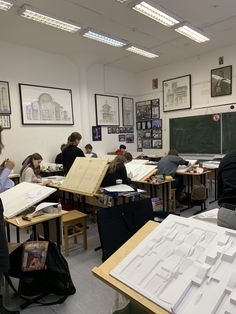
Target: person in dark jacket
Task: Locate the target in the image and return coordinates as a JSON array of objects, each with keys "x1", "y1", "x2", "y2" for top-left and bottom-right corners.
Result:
[
  {"x1": 158, "y1": 149, "x2": 189, "y2": 202},
  {"x1": 101, "y1": 156, "x2": 129, "y2": 187},
  {"x1": 62, "y1": 132, "x2": 85, "y2": 175},
  {"x1": 217, "y1": 150, "x2": 236, "y2": 229}
]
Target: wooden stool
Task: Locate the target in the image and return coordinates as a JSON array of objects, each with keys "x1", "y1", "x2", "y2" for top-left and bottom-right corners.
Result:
[
  {"x1": 62, "y1": 210, "x2": 87, "y2": 257},
  {"x1": 170, "y1": 189, "x2": 176, "y2": 213}
]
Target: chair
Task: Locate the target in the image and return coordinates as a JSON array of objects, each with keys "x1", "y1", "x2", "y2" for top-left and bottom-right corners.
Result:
[{"x1": 62, "y1": 210, "x2": 87, "y2": 256}]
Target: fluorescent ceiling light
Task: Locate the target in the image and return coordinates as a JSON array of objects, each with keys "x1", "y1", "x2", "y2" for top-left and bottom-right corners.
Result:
[
  {"x1": 132, "y1": 1, "x2": 179, "y2": 27},
  {"x1": 126, "y1": 45, "x2": 158, "y2": 58},
  {"x1": 18, "y1": 5, "x2": 81, "y2": 33},
  {"x1": 0, "y1": 0, "x2": 14, "y2": 11},
  {"x1": 116, "y1": 0, "x2": 131, "y2": 3},
  {"x1": 175, "y1": 23, "x2": 210, "y2": 43},
  {"x1": 82, "y1": 29, "x2": 127, "y2": 47}
]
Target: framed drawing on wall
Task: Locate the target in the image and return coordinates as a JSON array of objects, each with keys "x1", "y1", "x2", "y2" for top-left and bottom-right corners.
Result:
[
  {"x1": 95, "y1": 94, "x2": 119, "y2": 126},
  {"x1": 151, "y1": 99, "x2": 160, "y2": 118},
  {"x1": 122, "y1": 97, "x2": 134, "y2": 126},
  {"x1": 92, "y1": 126, "x2": 102, "y2": 141},
  {"x1": 163, "y1": 74, "x2": 191, "y2": 112},
  {"x1": 0, "y1": 81, "x2": 11, "y2": 114},
  {"x1": 136, "y1": 100, "x2": 152, "y2": 121},
  {"x1": 211, "y1": 65, "x2": 232, "y2": 97},
  {"x1": 0, "y1": 115, "x2": 11, "y2": 129},
  {"x1": 19, "y1": 84, "x2": 74, "y2": 125}
]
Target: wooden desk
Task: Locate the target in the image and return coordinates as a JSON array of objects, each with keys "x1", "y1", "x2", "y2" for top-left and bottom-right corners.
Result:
[
  {"x1": 5, "y1": 210, "x2": 67, "y2": 250},
  {"x1": 92, "y1": 221, "x2": 169, "y2": 314}
]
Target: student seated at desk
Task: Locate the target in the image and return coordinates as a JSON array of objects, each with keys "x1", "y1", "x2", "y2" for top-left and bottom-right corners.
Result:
[
  {"x1": 62, "y1": 132, "x2": 85, "y2": 175},
  {"x1": 157, "y1": 149, "x2": 189, "y2": 203},
  {"x1": 101, "y1": 156, "x2": 130, "y2": 187},
  {"x1": 115, "y1": 145, "x2": 126, "y2": 156},
  {"x1": 55, "y1": 143, "x2": 66, "y2": 164},
  {"x1": 85, "y1": 144, "x2": 97, "y2": 158},
  {"x1": 20, "y1": 153, "x2": 48, "y2": 184}
]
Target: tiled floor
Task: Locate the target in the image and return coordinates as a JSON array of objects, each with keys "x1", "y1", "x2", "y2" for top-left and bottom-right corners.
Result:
[{"x1": 4, "y1": 191, "x2": 219, "y2": 314}]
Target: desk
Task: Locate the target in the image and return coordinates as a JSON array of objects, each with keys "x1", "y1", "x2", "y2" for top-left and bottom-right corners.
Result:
[
  {"x1": 41, "y1": 169, "x2": 64, "y2": 177},
  {"x1": 5, "y1": 211, "x2": 67, "y2": 250},
  {"x1": 177, "y1": 170, "x2": 212, "y2": 213},
  {"x1": 92, "y1": 221, "x2": 168, "y2": 314}
]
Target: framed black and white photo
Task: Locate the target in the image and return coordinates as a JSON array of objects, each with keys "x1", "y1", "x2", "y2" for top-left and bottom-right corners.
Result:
[
  {"x1": 126, "y1": 134, "x2": 134, "y2": 143},
  {"x1": 122, "y1": 97, "x2": 134, "y2": 126},
  {"x1": 152, "y1": 119, "x2": 162, "y2": 129},
  {"x1": 137, "y1": 136, "x2": 142, "y2": 149},
  {"x1": 211, "y1": 65, "x2": 232, "y2": 97},
  {"x1": 143, "y1": 131, "x2": 152, "y2": 139},
  {"x1": 151, "y1": 99, "x2": 160, "y2": 118},
  {"x1": 152, "y1": 129, "x2": 162, "y2": 139},
  {"x1": 152, "y1": 139, "x2": 162, "y2": 149},
  {"x1": 119, "y1": 134, "x2": 126, "y2": 142},
  {"x1": 163, "y1": 75, "x2": 191, "y2": 112},
  {"x1": 107, "y1": 127, "x2": 112, "y2": 134},
  {"x1": 143, "y1": 139, "x2": 152, "y2": 149},
  {"x1": 0, "y1": 115, "x2": 11, "y2": 129},
  {"x1": 0, "y1": 81, "x2": 11, "y2": 114},
  {"x1": 19, "y1": 83, "x2": 74, "y2": 125},
  {"x1": 136, "y1": 100, "x2": 152, "y2": 121},
  {"x1": 95, "y1": 94, "x2": 119, "y2": 126},
  {"x1": 92, "y1": 126, "x2": 102, "y2": 141}
]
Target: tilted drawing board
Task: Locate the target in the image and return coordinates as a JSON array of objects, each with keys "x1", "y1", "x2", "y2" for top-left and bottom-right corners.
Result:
[
  {"x1": 111, "y1": 215, "x2": 236, "y2": 314},
  {"x1": 125, "y1": 162, "x2": 157, "y2": 182},
  {"x1": 2, "y1": 182, "x2": 56, "y2": 218},
  {"x1": 60, "y1": 157, "x2": 109, "y2": 196}
]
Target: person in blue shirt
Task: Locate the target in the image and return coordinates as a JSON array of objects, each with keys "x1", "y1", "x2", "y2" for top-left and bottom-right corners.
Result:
[{"x1": 0, "y1": 159, "x2": 15, "y2": 192}]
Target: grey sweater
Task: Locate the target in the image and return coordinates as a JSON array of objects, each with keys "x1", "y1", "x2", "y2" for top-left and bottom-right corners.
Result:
[{"x1": 157, "y1": 155, "x2": 189, "y2": 177}]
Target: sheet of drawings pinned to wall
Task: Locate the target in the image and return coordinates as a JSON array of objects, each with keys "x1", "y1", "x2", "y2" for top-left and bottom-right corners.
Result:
[
  {"x1": 111, "y1": 214, "x2": 236, "y2": 314},
  {"x1": 136, "y1": 98, "x2": 162, "y2": 151}
]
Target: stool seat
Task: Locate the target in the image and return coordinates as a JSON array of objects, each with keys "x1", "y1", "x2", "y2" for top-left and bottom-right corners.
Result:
[{"x1": 62, "y1": 210, "x2": 87, "y2": 256}]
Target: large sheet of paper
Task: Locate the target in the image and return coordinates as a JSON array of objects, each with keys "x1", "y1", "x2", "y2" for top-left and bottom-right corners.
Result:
[
  {"x1": 111, "y1": 215, "x2": 236, "y2": 314},
  {"x1": 61, "y1": 157, "x2": 108, "y2": 196},
  {"x1": 1, "y1": 182, "x2": 56, "y2": 218},
  {"x1": 125, "y1": 162, "x2": 157, "y2": 181}
]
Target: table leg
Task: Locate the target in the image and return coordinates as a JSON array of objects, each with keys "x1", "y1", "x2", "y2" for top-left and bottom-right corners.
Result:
[
  {"x1": 83, "y1": 217, "x2": 87, "y2": 250},
  {"x1": 55, "y1": 216, "x2": 61, "y2": 252},
  {"x1": 16, "y1": 227, "x2": 20, "y2": 243},
  {"x1": 43, "y1": 221, "x2": 49, "y2": 240},
  {"x1": 6, "y1": 222, "x2": 10, "y2": 242}
]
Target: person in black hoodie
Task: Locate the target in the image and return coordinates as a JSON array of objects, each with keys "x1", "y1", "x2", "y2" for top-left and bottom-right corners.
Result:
[
  {"x1": 217, "y1": 150, "x2": 236, "y2": 229},
  {"x1": 101, "y1": 156, "x2": 129, "y2": 187}
]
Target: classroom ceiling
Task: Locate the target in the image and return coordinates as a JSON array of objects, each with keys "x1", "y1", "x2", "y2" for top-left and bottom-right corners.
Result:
[{"x1": 1, "y1": 0, "x2": 236, "y2": 73}]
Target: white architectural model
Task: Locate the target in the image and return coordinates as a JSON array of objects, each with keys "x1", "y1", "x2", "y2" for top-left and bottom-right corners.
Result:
[{"x1": 111, "y1": 215, "x2": 236, "y2": 314}]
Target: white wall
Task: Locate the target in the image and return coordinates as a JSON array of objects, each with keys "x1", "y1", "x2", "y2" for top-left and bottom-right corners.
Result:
[
  {"x1": 0, "y1": 41, "x2": 137, "y2": 172},
  {"x1": 136, "y1": 43, "x2": 236, "y2": 156}
]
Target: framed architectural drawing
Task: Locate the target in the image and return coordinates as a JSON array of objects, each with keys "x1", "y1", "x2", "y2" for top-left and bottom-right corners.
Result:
[
  {"x1": 163, "y1": 75, "x2": 191, "y2": 112},
  {"x1": 92, "y1": 126, "x2": 102, "y2": 141},
  {"x1": 19, "y1": 84, "x2": 74, "y2": 125},
  {"x1": 211, "y1": 65, "x2": 232, "y2": 97},
  {"x1": 136, "y1": 100, "x2": 152, "y2": 121},
  {"x1": 95, "y1": 94, "x2": 119, "y2": 126},
  {"x1": 122, "y1": 97, "x2": 134, "y2": 126},
  {"x1": 0, "y1": 115, "x2": 11, "y2": 129},
  {"x1": 0, "y1": 81, "x2": 11, "y2": 114}
]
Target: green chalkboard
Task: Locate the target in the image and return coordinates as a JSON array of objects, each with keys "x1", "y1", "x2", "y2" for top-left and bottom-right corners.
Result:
[
  {"x1": 170, "y1": 114, "x2": 221, "y2": 154},
  {"x1": 222, "y1": 112, "x2": 236, "y2": 153}
]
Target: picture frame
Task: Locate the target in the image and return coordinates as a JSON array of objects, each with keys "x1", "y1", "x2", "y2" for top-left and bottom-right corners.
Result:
[
  {"x1": 19, "y1": 83, "x2": 74, "y2": 125},
  {"x1": 163, "y1": 74, "x2": 191, "y2": 112},
  {"x1": 152, "y1": 129, "x2": 162, "y2": 139},
  {"x1": 0, "y1": 81, "x2": 11, "y2": 114},
  {"x1": 122, "y1": 97, "x2": 134, "y2": 126},
  {"x1": 152, "y1": 119, "x2": 162, "y2": 129},
  {"x1": 151, "y1": 99, "x2": 160, "y2": 118},
  {"x1": 136, "y1": 100, "x2": 152, "y2": 121},
  {"x1": 211, "y1": 65, "x2": 232, "y2": 97},
  {"x1": 137, "y1": 136, "x2": 142, "y2": 149},
  {"x1": 107, "y1": 127, "x2": 112, "y2": 134},
  {"x1": 92, "y1": 126, "x2": 102, "y2": 141},
  {"x1": 0, "y1": 115, "x2": 11, "y2": 129},
  {"x1": 152, "y1": 139, "x2": 162, "y2": 149},
  {"x1": 143, "y1": 131, "x2": 152, "y2": 139},
  {"x1": 143, "y1": 139, "x2": 152, "y2": 149},
  {"x1": 95, "y1": 94, "x2": 119, "y2": 126},
  {"x1": 119, "y1": 134, "x2": 126, "y2": 142},
  {"x1": 126, "y1": 134, "x2": 134, "y2": 143}
]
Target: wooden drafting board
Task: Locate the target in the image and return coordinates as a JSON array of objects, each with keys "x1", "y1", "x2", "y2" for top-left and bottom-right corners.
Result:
[
  {"x1": 60, "y1": 157, "x2": 109, "y2": 196},
  {"x1": 125, "y1": 162, "x2": 157, "y2": 182}
]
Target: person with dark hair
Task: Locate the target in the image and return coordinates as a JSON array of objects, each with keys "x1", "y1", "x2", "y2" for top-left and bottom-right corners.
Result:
[
  {"x1": 20, "y1": 153, "x2": 44, "y2": 183},
  {"x1": 115, "y1": 144, "x2": 126, "y2": 156},
  {"x1": 123, "y1": 152, "x2": 133, "y2": 162},
  {"x1": 101, "y1": 156, "x2": 129, "y2": 187},
  {"x1": 85, "y1": 144, "x2": 97, "y2": 158},
  {"x1": 62, "y1": 132, "x2": 85, "y2": 175},
  {"x1": 157, "y1": 149, "x2": 189, "y2": 202},
  {"x1": 0, "y1": 127, "x2": 15, "y2": 193},
  {"x1": 55, "y1": 143, "x2": 67, "y2": 164}
]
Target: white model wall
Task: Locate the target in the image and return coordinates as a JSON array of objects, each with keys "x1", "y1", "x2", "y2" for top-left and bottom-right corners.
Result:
[{"x1": 136, "y1": 43, "x2": 236, "y2": 156}]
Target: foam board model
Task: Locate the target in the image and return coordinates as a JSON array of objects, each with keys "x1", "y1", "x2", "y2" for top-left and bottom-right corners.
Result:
[{"x1": 111, "y1": 215, "x2": 236, "y2": 314}]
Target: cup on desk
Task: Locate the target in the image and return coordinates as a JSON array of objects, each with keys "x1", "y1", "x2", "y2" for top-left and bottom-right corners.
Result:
[{"x1": 116, "y1": 179, "x2": 122, "y2": 185}]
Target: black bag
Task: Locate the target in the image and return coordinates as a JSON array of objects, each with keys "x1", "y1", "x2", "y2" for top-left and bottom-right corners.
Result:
[
  {"x1": 97, "y1": 198, "x2": 154, "y2": 261},
  {"x1": 5, "y1": 241, "x2": 76, "y2": 309},
  {"x1": 0, "y1": 198, "x2": 9, "y2": 273}
]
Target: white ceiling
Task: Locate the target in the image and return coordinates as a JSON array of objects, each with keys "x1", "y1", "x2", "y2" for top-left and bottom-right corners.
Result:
[{"x1": 1, "y1": 0, "x2": 236, "y2": 72}]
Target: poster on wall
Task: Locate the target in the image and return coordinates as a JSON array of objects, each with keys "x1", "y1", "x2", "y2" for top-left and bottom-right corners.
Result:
[
  {"x1": 122, "y1": 97, "x2": 134, "y2": 126},
  {"x1": 0, "y1": 81, "x2": 11, "y2": 114},
  {"x1": 19, "y1": 84, "x2": 74, "y2": 125},
  {"x1": 95, "y1": 94, "x2": 119, "y2": 126}
]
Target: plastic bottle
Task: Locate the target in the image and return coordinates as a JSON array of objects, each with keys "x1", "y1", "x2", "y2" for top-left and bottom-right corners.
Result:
[{"x1": 57, "y1": 200, "x2": 62, "y2": 213}]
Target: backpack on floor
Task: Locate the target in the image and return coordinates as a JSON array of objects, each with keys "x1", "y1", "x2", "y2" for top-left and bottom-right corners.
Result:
[{"x1": 191, "y1": 184, "x2": 207, "y2": 201}]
